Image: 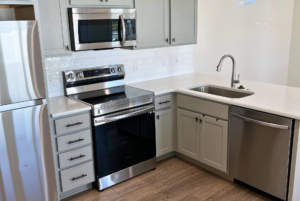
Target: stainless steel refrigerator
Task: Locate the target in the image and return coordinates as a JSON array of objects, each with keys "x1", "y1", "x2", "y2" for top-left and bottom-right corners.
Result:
[{"x1": 0, "y1": 21, "x2": 58, "y2": 201}]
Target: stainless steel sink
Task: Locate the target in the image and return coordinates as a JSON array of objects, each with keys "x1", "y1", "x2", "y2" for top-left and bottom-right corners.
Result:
[{"x1": 189, "y1": 85, "x2": 254, "y2": 99}]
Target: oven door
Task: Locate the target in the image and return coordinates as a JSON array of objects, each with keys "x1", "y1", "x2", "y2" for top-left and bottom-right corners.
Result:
[
  {"x1": 69, "y1": 8, "x2": 137, "y2": 51},
  {"x1": 93, "y1": 105, "x2": 156, "y2": 178}
]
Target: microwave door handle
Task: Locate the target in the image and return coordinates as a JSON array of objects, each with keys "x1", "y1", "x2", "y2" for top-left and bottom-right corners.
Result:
[{"x1": 120, "y1": 15, "x2": 126, "y2": 46}]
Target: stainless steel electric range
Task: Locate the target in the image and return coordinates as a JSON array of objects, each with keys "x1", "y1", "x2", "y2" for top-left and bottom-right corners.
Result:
[{"x1": 63, "y1": 64, "x2": 156, "y2": 191}]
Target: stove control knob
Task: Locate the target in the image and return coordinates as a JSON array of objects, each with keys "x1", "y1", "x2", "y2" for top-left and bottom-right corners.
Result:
[
  {"x1": 111, "y1": 68, "x2": 116, "y2": 73},
  {"x1": 68, "y1": 74, "x2": 75, "y2": 79},
  {"x1": 117, "y1": 67, "x2": 122, "y2": 72},
  {"x1": 98, "y1": 109, "x2": 101, "y2": 114},
  {"x1": 77, "y1": 72, "x2": 84, "y2": 78}
]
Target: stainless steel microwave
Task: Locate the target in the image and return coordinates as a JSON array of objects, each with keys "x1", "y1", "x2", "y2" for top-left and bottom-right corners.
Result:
[{"x1": 68, "y1": 8, "x2": 137, "y2": 51}]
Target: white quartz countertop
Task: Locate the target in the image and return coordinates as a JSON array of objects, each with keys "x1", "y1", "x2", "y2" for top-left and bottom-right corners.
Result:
[
  {"x1": 129, "y1": 73, "x2": 300, "y2": 120},
  {"x1": 49, "y1": 96, "x2": 91, "y2": 118}
]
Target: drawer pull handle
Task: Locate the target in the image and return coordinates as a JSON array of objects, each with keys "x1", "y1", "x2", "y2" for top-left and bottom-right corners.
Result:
[
  {"x1": 69, "y1": 155, "x2": 86, "y2": 161},
  {"x1": 66, "y1": 122, "x2": 83, "y2": 127},
  {"x1": 71, "y1": 174, "x2": 87, "y2": 181},
  {"x1": 68, "y1": 138, "x2": 84, "y2": 144},
  {"x1": 159, "y1": 101, "x2": 170, "y2": 105}
]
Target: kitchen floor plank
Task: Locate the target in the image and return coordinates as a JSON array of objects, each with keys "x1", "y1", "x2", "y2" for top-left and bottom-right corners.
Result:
[{"x1": 62, "y1": 156, "x2": 280, "y2": 201}]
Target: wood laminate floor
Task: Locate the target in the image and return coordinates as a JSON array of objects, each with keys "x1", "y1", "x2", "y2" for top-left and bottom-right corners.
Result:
[{"x1": 62, "y1": 157, "x2": 280, "y2": 201}]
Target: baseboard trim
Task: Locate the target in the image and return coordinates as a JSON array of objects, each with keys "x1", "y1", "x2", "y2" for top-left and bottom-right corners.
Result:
[
  {"x1": 60, "y1": 183, "x2": 92, "y2": 200},
  {"x1": 175, "y1": 152, "x2": 234, "y2": 181},
  {"x1": 156, "y1": 152, "x2": 176, "y2": 162}
]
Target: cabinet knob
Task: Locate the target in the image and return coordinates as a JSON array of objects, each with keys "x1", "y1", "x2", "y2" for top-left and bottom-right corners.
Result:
[
  {"x1": 65, "y1": 45, "x2": 69, "y2": 51},
  {"x1": 166, "y1": 38, "x2": 169, "y2": 43},
  {"x1": 196, "y1": 117, "x2": 198, "y2": 122},
  {"x1": 172, "y1": 38, "x2": 176, "y2": 42},
  {"x1": 157, "y1": 115, "x2": 160, "y2": 120}
]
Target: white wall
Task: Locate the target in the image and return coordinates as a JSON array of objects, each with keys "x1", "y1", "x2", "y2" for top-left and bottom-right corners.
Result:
[
  {"x1": 45, "y1": 46, "x2": 193, "y2": 97},
  {"x1": 287, "y1": 0, "x2": 300, "y2": 88},
  {"x1": 194, "y1": 0, "x2": 294, "y2": 86}
]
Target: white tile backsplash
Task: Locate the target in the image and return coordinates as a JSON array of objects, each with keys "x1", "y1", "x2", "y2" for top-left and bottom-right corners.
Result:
[{"x1": 45, "y1": 45, "x2": 194, "y2": 98}]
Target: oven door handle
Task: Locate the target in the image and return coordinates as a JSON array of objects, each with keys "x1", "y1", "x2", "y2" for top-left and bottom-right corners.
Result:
[
  {"x1": 94, "y1": 105, "x2": 154, "y2": 126},
  {"x1": 120, "y1": 15, "x2": 126, "y2": 46}
]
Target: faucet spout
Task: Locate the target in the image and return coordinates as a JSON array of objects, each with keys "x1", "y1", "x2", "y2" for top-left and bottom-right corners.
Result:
[{"x1": 216, "y1": 54, "x2": 240, "y2": 88}]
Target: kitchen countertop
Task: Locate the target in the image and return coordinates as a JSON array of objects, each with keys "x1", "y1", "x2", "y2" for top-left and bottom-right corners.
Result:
[
  {"x1": 129, "y1": 73, "x2": 300, "y2": 120},
  {"x1": 49, "y1": 96, "x2": 91, "y2": 118}
]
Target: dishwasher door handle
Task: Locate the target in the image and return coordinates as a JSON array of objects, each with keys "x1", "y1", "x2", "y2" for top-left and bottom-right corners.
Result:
[{"x1": 231, "y1": 113, "x2": 289, "y2": 130}]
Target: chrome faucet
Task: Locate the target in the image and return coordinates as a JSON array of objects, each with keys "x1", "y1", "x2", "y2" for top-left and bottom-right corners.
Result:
[{"x1": 216, "y1": 54, "x2": 240, "y2": 88}]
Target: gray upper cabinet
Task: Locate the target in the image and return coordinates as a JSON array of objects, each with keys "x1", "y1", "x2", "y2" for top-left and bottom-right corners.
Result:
[
  {"x1": 135, "y1": 0, "x2": 197, "y2": 49},
  {"x1": 38, "y1": 0, "x2": 70, "y2": 56},
  {"x1": 170, "y1": 0, "x2": 198, "y2": 45},
  {"x1": 70, "y1": 0, "x2": 134, "y2": 7},
  {"x1": 135, "y1": 0, "x2": 170, "y2": 49}
]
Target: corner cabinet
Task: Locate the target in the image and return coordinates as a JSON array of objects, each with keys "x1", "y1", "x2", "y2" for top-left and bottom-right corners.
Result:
[
  {"x1": 199, "y1": 116, "x2": 228, "y2": 173},
  {"x1": 155, "y1": 109, "x2": 173, "y2": 157},
  {"x1": 38, "y1": 0, "x2": 70, "y2": 56},
  {"x1": 135, "y1": 0, "x2": 170, "y2": 49},
  {"x1": 135, "y1": 0, "x2": 198, "y2": 49},
  {"x1": 170, "y1": 0, "x2": 198, "y2": 45},
  {"x1": 177, "y1": 109, "x2": 200, "y2": 160}
]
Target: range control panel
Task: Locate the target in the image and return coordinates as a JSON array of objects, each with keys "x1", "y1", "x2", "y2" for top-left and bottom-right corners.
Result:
[{"x1": 64, "y1": 64, "x2": 125, "y2": 82}]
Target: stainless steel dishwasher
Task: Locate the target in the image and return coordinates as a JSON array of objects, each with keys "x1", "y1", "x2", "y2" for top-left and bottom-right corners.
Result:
[{"x1": 229, "y1": 106, "x2": 293, "y2": 200}]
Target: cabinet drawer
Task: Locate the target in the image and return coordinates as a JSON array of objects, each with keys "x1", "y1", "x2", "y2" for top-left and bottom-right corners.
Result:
[
  {"x1": 70, "y1": 0, "x2": 101, "y2": 5},
  {"x1": 60, "y1": 161, "x2": 94, "y2": 192},
  {"x1": 57, "y1": 129, "x2": 92, "y2": 152},
  {"x1": 55, "y1": 113, "x2": 90, "y2": 135},
  {"x1": 59, "y1": 146, "x2": 93, "y2": 169},
  {"x1": 155, "y1": 95, "x2": 172, "y2": 110},
  {"x1": 177, "y1": 95, "x2": 229, "y2": 120}
]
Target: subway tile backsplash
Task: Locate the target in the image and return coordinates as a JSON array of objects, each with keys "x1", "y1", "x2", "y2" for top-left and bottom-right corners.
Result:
[{"x1": 45, "y1": 45, "x2": 194, "y2": 97}]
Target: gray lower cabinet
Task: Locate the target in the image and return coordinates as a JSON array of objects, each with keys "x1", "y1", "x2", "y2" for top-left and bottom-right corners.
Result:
[
  {"x1": 155, "y1": 108, "x2": 173, "y2": 157},
  {"x1": 38, "y1": 0, "x2": 70, "y2": 55},
  {"x1": 177, "y1": 109, "x2": 200, "y2": 160},
  {"x1": 136, "y1": 0, "x2": 170, "y2": 49},
  {"x1": 52, "y1": 111, "x2": 95, "y2": 197},
  {"x1": 199, "y1": 116, "x2": 228, "y2": 173},
  {"x1": 170, "y1": 0, "x2": 198, "y2": 45},
  {"x1": 177, "y1": 107, "x2": 229, "y2": 173}
]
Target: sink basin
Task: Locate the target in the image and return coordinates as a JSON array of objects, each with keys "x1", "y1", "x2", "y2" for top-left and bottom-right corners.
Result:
[{"x1": 189, "y1": 85, "x2": 254, "y2": 99}]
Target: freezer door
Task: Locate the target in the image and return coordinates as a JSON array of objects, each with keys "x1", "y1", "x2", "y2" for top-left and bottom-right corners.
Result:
[
  {"x1": 0, "y1": 21, "x2": 46, "y2": 106},
  {"x1": 0, "y1": 104, "x2": 58, "y2": 201}
]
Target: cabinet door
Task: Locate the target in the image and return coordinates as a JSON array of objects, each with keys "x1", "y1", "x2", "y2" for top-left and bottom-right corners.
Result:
[
  {"x1": 199, "y1": 116, "x2": 228, "y2": 173},
  {"x1": 38, "y1": 0, "x2": 70, "y2": 55},
  {"x1": 177, "y1": 109, "x2": 200, "y2": 160},
  {"x1": 155, "y1": 109, "x2": 173, "y2": 157},
  {"x1": 170, "y1": 0, "x2": 197, "y2": 45},
  {"x1": 104, "y1": 0, "x2": 133, "y2": 6},
  {"x1": 135, "y1": 0, "x2": 170, "y2": 48}
]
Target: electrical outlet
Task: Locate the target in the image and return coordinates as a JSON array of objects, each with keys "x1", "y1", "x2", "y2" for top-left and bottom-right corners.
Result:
[
  {"x1": 133, "y1": 61, "x2": 138, "y2": 71},
  {"x1": 263, "y1": 23, "x2": 268, "y2": 28},
  {"x1": 162, "y1": 58, "x2": 169, "y2": 67},
  {"x1": 171, "y1": 57, "x2": 179, "y2": 65},
  {"x1": 256, "y1": 23, "x2": 261, "y2": 29}
]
